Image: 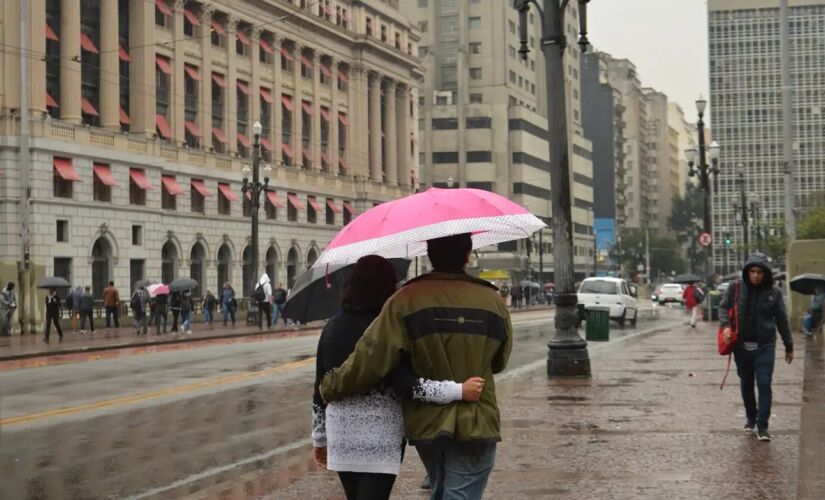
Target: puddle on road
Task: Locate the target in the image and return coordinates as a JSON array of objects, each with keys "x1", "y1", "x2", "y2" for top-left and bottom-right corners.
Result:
[{"x1": 547, "y1": 395, "x2": 589, "y2": 402}]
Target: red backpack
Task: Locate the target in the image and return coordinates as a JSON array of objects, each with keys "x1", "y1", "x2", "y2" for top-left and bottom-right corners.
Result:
[{"x1": 717, "y1": 282, "x2": 740, "y2": 389}]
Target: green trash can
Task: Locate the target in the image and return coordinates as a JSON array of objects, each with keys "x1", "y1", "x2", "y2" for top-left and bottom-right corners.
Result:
[{"x1": 585, "y1": 307, "x2": 610, "y2": 341}]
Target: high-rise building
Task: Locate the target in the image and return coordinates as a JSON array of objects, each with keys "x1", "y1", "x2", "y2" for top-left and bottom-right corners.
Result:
[
  {"x1": 667, "y1": 103, "x2": 698, "y2": 199},
  {"x1": 401, "y1": 0, "x2": 596, "y2": 281},
  {"x1": 643, "y1": 88, "x2": 681, "y2": 235},
  {"x1": 0, "y1": 1, "x2": 422, "y2": 309},
  {"x1": 708, "y1": 0, "x2": 825, "y2": 269}
]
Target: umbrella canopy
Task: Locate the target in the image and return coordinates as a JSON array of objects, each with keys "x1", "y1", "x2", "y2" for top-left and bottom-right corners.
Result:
[
  {"x1": 169, "y1": 277, "x2": 199, "y2": 292},
  {"x1": 790, "y1": 273, "x2": 825, "y2": 296},
  {"x1": 134, "y1": 279, "x2": 158, "y2": 289},
  {"x1": 37, "y1": 276, "x2": 71, "y2": 289},
  {"x1": 147, "y1": 283, "x2": 170, "y2": 297},
  {"x1": 672, "y1": 273, "x2": 702, "y2": 284},
  {"x1": 312, "y1": 188, "x2": 546, "y2": 269},
  {"x1": 520, "y1": 280, "x2": 541, "y2": 288},
  {"x1": 284, "y1": 259, "x2": 411, "y2": 324}
]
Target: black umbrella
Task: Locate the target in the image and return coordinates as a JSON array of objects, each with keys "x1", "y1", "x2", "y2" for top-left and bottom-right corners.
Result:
[
  {"x1": 672, "y1": 273, "x2": 702, "y2": 284},
  {"x1": 283, "y1": 259, "x2": 411, "y2": 324},
  {"x1": 169, "y1": 277, "x2": 199, "y2": 292},
  {"x1": 36, "y1": 276, "x2": 71, "y2": 289},
  {"x1": 789, "y1": 273, "x2": 825, "y2": 296},
  {"x1": 134, "y1": 279, "x2": 158, "y2": 289}
]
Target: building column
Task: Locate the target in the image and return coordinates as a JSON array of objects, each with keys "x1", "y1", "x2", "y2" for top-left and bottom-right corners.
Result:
[
  {"x1": 368, "y1": 71, "x2": 382, "y2": 183},
  {"x1": 384, "y1": 80, "x2": 398, "y2": 186},
  {"x1": 226, "y1": 17, "x2": 238, "y2": 154},
  {"x1": 172, "y1": 1, "x2": 185, "y2": 144},
  {"x1": 273, "y1": 35, "x2": 283, "y2": 164},
  {"x1": 348, "y1": 63, "x2": 366, "y2": 179},
  {"x1": 311, "y1": 51, "x2": 322, "y2": 172},
  {"x1": 330, "y1": 58, "x2": 340, "y2": 175},
  {"x1": 292, "y1": 43, "x2": 303, "y2": 167},
  {"x1": 29, "y1": 0, "x2": 47, "y2": 113},
  {"x1": 60, "y1": 0, "x2": 81, "y2": 123},
  {"x1": 200, "y1": 7, "x2": 213, "y2": 151},
  {"x1": 99, "y1": 0, "x2": 119, "y2": 128},
  {"x1": 410, "y1": 87, "x2": 419, "y2": 189},
  {"x1": 396, "y1": 84, "x2": 411, "y2": 188},
  {"x1": 129, "y1": 0, "x2": 156, "y2": 137}
]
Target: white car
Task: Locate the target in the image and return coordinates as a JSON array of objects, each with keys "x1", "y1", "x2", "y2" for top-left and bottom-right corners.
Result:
[
  {"x1": 656, "y1": 284, "x2": 685, "y2": 305},
  {"x1": 577, "y1": 277, "x2": 639, "y2": 327}
]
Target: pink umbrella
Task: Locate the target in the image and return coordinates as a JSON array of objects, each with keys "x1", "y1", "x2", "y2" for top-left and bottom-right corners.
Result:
[
  {"x1": 313, "y1": 187, "x2": 546, "y2": 268},
  {"x1": 147, "y1": 283, "x2": 170, "y2": 298}
]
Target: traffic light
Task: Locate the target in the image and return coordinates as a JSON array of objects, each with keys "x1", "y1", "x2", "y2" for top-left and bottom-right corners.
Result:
[{"x1": 724, "y1": 232, "x2": 732, "y2": 246}]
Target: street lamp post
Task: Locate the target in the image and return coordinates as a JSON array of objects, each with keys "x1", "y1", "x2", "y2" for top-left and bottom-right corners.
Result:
[
  {"x1": 733, "y1": 163, "x2": 750, "y2": 263},
  {"x1": 515, "y1": 0, "x2": 591, "y2": 377},
  {"x1": 241, "y1": 121, "x2": 272, "y2": 304}
]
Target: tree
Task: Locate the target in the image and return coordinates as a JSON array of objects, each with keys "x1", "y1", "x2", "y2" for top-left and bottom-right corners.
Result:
[
  {"x1": 798, "y1": 207, "x2": 825, "y2": 240},
  {"x1": 668, "y1": 184, "x2": 705, "y2": 273},
  {"x1": 612, "y1": 229, "x2": 687, "y2": 282}
]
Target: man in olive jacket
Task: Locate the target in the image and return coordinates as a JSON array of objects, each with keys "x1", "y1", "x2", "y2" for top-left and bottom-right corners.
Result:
[{"x1": 321, "y1": 233, "x2": 513, "y2": 499}]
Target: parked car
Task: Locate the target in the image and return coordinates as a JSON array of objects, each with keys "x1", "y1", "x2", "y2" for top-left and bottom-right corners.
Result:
[
  {"x1": 655, "y1": 283, "x2": 685, "y2": 305},
  {"x1": 577, "y1": 277, "x2": 638, "y2": 327}
]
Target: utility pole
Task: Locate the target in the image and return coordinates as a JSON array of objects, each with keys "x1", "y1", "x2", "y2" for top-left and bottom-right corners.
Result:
[
  {"x1": 780, "y1": 0, "x2": 795, "y2": 240},
  {"x1": 644, "y1": 228, "x2": 650, "y2": 285},
  {"x1": 737, "y1": 164, "x2": 749, "y2": 260},
  {"x1": 516, "y1": 0, "x2": 590, "y2": 377}
]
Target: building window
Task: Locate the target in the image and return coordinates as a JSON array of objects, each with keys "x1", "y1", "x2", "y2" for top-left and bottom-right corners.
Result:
[
  {"x1": 211, "y1": 15, "x2": 226, "y2": 47},
  {"x1": 162, "y1": 175, "x2": 179, "y2": 210},
  {"x1": 366, "y1": 17, "x2": 373, "y2": 37},
  {"x1": 282, "y1": 95, "x2": 293, "y2": 167},
  {"x1": 343, "y1": 202, "x2": 353, "y2": 225},
  {"x1": 508, "y1": 20, "x2": 515, "y2": 34},
  {"x1": 184, "y1": 65, "x2": 200, "y2": 149},
  {"x1": 469, "y1": 42, "x2": 481, "y2": 54},
  {"x1": 155, "y1": 0, "x2": 172, "y2": 28},
  {"x1": 301, "y1": 52, "x2": 314, "y2": 79},
  {"x1": 418, "y1": 46, "x2": 428, "y2": 58},
  {"x1": 432, "y1": 118, "x2": 458, "y2": 130},
  {"x1": 53, "y1": 158, "x2": 75, "y2": 199},
  {"x1": 287, "y1": 192, "x2": 298, "y2": 222},
  {"x1": 92, "y1": 163, "x2": 114, "y2": 203},
  {"x1": 211, "y1": 73, "x2": 226, "y2": 154},
  {"x1": 132, "y1": 225, "x2": 143, "y2": 245},
  {"x1": 469, "y1": 67, "x2": 482, "y2": 80},
  {"x1": 470, "y1": 93, "x2": 483, "y2": 103},
  {"x1": 433, "y1": 152, "x2": 459, "y2": 164},
  {"x1": 129, "y1": 172, "x2": 147, "y2": 206},
  {"x1": 466, "y1": 116, "x2": 492, "y2": 128},
  {"x1": 466, "y1": 151, "x2": 492, "y2": 162},
  {"x1": 468, "y1": 17, "x2": 481, "y2": 30},
  {"x1": 46, "y1": 2, "x2": 61, "y2": 119},
  {"x1": 56, "y1": 220, "x2": 69, "y2": 243},
  {"x1": 509, "y1": 71, "x2": 517, "y2": 83},
  {"x1": 54, "y1": 258, "x2": 72, "y2": 286},
  {"x1": 381, "y1": 24, "x2": 387, "y2": 42},
  {"x1": 237, "y1": 80, "x2": 250, "y2": 158},
  {"x1": 326, "y1": 198, "x2": 336, "y2": 225},
  {"x1": 307, "y1": 196, "x2": 318, "y2": 224},
  {"x1": 183, "y1": 4, "x2": 199, "y2": 37},
  {"x1": 191, "y1": 180, "x2": 206, "y2": 214},
  {"x1": 218, "y1": 183, "x2": 233, "y2": 215},
  {"x1": 418, "y1": 0, "x2": 427, "y2": 6},
  {"x1": 265, "y1": 192, "x2": 278, "y2": 220}
]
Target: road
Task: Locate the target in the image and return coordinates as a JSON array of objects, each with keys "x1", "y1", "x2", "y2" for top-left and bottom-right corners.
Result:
[{"x1": 0, "y1": 306, "x2": 682, "y2": 499}]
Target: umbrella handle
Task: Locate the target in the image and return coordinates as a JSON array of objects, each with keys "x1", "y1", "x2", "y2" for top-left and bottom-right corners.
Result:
[{"x1": 326, "y1": 263, "x2": 331, "y2": 289}]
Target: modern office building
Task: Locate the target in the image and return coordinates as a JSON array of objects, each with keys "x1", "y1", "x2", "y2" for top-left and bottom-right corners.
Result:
[
  {"x1": 401, "y1": 0, "x2": 596, "y2": 282},
  {"x1": 0, "y1": 0, "x2": 423, "y2": 325},
  {"x1": 642, "y1": 88, "x2": 681, "y2": 235},
  {"x1": 708, "y1": 0, "x2": 825, "y2": 269}
]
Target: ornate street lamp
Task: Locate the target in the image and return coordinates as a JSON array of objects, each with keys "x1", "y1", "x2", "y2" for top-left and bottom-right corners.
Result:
[{"x1": 241, "y1": 121, "x2": 272, "y2": 311}]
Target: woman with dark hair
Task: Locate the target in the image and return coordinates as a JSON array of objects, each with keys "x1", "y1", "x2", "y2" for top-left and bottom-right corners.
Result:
[{"x1": 312, "y1": 255, "x2": 484, "y2": 500}]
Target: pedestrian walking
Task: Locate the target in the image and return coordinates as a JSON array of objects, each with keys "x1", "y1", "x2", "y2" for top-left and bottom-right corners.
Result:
[
  {"x1": 255, "y1": 273, "x2": 273, "y2": 329},
  {"x1": 0, "y1": 282, "x2": 17, "y2": 337},
  {"x1": 153, "y1": 293, "x2": 168, "y2": 335},
  {"x1": 272, "y1": 282, "x2": 287, "y2": 326},
  {"x1": 103, "y1": 281, "x2": 120, "y2": 328},
  {"x1": 169, "y1": 291, "x2": 181, "y2": 333},
  {"x1": 312, "y1": 255, "x2": 485, "y2": 500},
  {"x1": 180, "y1": 291, "x2": 193, "y2": 334},
  {"x1": 131, "y1": 286, "x2": 150, "y2": 335},
  {"x1": 79, "y1": 286, "x2": 95, "y2": 333},
  {"x1": 321, "y1": 233, "x2": 513, "y2": 499},
  {"x1": 499, "y1": 282, "x2": 510, "y2": 307},
  {"x1": 720, "y1": 253, "x2": 793, "y2": 442},
  {"x1": 802, "y1": 285, "x2": 824, "y2": 337},
  {"x1": 683, "y1": 282, "x2": 704, "y2": 328},
  {"x1": 221, "y1": 282, "x2": 236, "y2": 328},
  {"x1": 43, "y1": 288, "x2": 63, "y2": 342},
  {"x1": 70, "y1": 285, "x2": 82, "y2": 333},
  {"x1": 202, "y1": 290, "x2": 217, "y2": 329}
]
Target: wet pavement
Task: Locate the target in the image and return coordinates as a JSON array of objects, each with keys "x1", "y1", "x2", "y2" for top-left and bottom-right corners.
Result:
[{"x1": 253, "y1": 318, "x2": 820, "y2": 500}]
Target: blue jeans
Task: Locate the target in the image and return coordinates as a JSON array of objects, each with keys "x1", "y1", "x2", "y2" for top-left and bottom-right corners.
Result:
[
  {"x1": 734, "y1": 344, "x2": 776, "y2": 430},
  {"x1": 273, "y1": 303, "x2": 285, "y2": 325},
  {"x1": 416, "y1": 441, "x2": 496, "y2": 500},
  {"x1": 204, "y1": 309, "x2": 213, "y2": 325},
  {"x1": 181, "y1": 310, "x2": 191, "y2": 331}
]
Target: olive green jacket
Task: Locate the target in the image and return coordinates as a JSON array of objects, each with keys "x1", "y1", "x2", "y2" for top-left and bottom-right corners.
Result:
[{"x1": 320, "y1": 272, "x2": 513, "y2": 444}]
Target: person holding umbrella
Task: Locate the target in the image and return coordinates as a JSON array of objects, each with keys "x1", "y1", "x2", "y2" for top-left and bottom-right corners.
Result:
[
  {"x1": 43, "y1": 288, "x2": 63, "y2": 342},
  {"x1": 131, "y1": 285, "x2": 150, "y2": 335}
]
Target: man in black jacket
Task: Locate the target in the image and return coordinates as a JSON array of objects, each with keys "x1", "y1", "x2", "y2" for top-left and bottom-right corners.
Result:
[
  {"x1": 44, "y1": 288, "x2": 63, "y2": 342},
  {"x1": 720, "y1": 253, "x2": 793, "y2": 442}
]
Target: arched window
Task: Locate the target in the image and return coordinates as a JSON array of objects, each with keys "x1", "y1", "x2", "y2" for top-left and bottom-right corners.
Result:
[
  {"x1": 287, "y1": 248, "x2": 299, "y2": 290},
  {"x1": 91, "y1": 238, "x2": 112, "y2": 299},
  {"x1": 190, "y1": 243, "x2": 206, "y2": 297},
  {"x1": 265, "y1": 246, "x2": 278, "y2": 285},
  {"x1": 161, "y1": 241, "x2": 178, "y2": 284},
  {"x1": 217, "y1": 244, "x2": 232, "y2": 292},
  {"x1": 306, "y1": 247, "x2": 318, "y2": 269}
]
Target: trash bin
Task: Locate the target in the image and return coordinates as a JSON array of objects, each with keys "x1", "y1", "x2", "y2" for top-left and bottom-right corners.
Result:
[
  {"x1": 703, "y1": 291, "x2": 722, "y2": 322},
  {"x1": 585, "y1": 307, "x2": 610, "y2": 341}
]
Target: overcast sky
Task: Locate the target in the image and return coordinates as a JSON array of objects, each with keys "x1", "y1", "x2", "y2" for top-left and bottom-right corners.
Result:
[{"x1": 587, "y1": 0, "x2": 710, "y2": 119}]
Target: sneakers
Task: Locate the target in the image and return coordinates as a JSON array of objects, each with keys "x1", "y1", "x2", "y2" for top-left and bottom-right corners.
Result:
[
  {"x1": 744, "y1": 421, "x2": 756, "y2": 433},
  {"x1": 419, "y1": 475, "x2": 431, "y2": 490},
  {"x1": 757, "y1": 429, "x2": 772, "y2": 442}
]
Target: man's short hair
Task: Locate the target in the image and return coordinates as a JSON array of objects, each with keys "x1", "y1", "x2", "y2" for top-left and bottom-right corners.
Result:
[
  {"x1": 427, "y1": 233, "x2": 472, "y2": 272},
  {"x1": 109, "y1": 281, "x2": 114, "y2": 286},
  {"x1": 85, "y1": 286, "x2": 91, "y2": 291}
]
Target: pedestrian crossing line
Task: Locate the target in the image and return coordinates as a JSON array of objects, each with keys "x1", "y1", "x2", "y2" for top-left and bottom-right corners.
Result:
[{"x1": 0, "y1": 357, "x2": 316, "y2": 428}]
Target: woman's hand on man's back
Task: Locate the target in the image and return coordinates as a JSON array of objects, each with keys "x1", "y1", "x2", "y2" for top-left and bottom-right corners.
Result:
[{"x1": 461, "y1": 377, "x2": 485, "y2": 402}]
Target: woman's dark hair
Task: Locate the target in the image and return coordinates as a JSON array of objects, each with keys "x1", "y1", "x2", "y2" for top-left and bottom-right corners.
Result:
[{"x1": 340, "y1": 255, "x2": 398, "y2": 312}]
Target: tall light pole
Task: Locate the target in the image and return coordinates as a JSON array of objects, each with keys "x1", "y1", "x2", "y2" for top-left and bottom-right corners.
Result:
[
  {"x1": 241, "y1": 121, "x2": 272, "y2": 304},
  {"x1": 515, "y1": 0, "x2": 590, "y2": 377},
  {"x1": 733, "y1": 162, "x2": 749, "y2": 264}
]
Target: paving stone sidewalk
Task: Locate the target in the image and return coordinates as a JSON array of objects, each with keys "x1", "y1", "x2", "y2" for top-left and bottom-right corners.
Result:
[{"x1": 262, "y1": 322, "x2": 814, "y2": 499}]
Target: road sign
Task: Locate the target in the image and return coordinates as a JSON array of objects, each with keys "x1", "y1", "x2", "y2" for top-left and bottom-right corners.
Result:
[{"x1": 698, "y1": 232, "x2": 712, "y2": 247}]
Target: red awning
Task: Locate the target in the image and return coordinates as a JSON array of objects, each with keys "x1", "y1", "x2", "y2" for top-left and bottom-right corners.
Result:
[
  {"x1": 46, "y1": 92, "x2": 58, "y2": 108},
  {"x1": 280, "y1": 94, "x2": 293, "y2": 111},
  {"x1": 183, "y1": 8, "x2": 201, "y2": 26},
  {"x1": 287, "y1": 193, "x2": 305, "y2": 210},
  {"x1": 237, "y1": 133, "x2": 251, "y2": 148},
  {"x1": 46, "y1": 24, "x2": 59, "y2": 41},
  {"x1": 337, "y1": 70, "x2": 348, "y2": 82},
  {"x1": 326, "y1": 199, "x2": 342, "y2": 213},
  {"x1": 80, "y1": 32, "x2": 98, "y2": 53},
  {"x1": 185, "y1": 120, "x2": 201, "y2": 137},
  {"x1": 261, "y1": 138, "x2": 274, "y2": 151},
  {"x1": 280, "y1": 47, "x2": 294, "y2": 61},
  {"x1": 236, "y1": 31, "x2": 251, "y2": 46},
  {"x1": 156, "y1": 114, "x2": 173, "y2": 139},
  {"x1": 53, "y1": 157, "x2": 80, "y2": 181},
  {"x1": 184, "y1": 64, "x2": 200, "y2": 81},
  {"x1": 302, "y1": 147, "x2": 312, "y2": 160},
  {"x1": 190, "y1": 179, "x2": 212, "y2": 197},
  {"x1": 301, "y1": 101, "x2": 313, "y2": 115},
  {"x1": 212, "y1": 73, "x2": 227, "y2": 88},
  {"x1": 129, "y1": 168, "x2": 153, "y2": 190},
  {"x1": 218, "y1": 183, "x2": 239, "y2": 202},
  {"x1": 119, "y1": 45, "x2": 130, "y2": 62},
  {"x1": 300, "y1": 54, "x2": 313, "y2": 68},
  {"x1": 320, "y1": 107, "x2": 331, "y2": 122},
  {"x1": 343, "y1": 200, "x2": 355, "y2": 215},
  {"x1": 156, "y1": 0, "x2": 173, "y2": 16},
  {"x1": 81, "y1": 97, "x2": 99, "y2": 116},
  {"x1": 260, "y1": 88, "x2": 274, "y2": 103},
  {"x1": 210, "y1": 18, "x2": 225, "y2": 35},
  {"x1": 119, "y1": 108, "x2": 131, "y2": 125},
  {"x1": 237, "y1": 81, "x2": 251, "y2": 95},
  {"x1": 260, "y1": 39, "x2": 274, "y2": 54},
  {"x1": 319, "y1": 63, "x2": 332, "y2": 77},
  {"x1": 282, "y1": 143, "x2": 294, "y2": 158},
  {"x1": 321, "y1": 152, "x2": 330, "y2": 165},
  {"x1": 93, "y1": 163, "x2": 118, "y2": 187},
  {"x1": 266, "y1": 191, "x2": 286, "y2": 208},
  {"x1": 338, "y1": 113, "x2": 349, "y2": 126},
  {"x1": 339, "y1": 157, "x2": 348, "y2": 171},
  {"x1": 161, "y1": 175, "x2": 184, "y2": 196},
  {"x1": 155, "y1": 55, "x2": 172, "y2": 75},
  {"x1": 212, "y1": 127, "x2": 227, "y2": 143}
]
